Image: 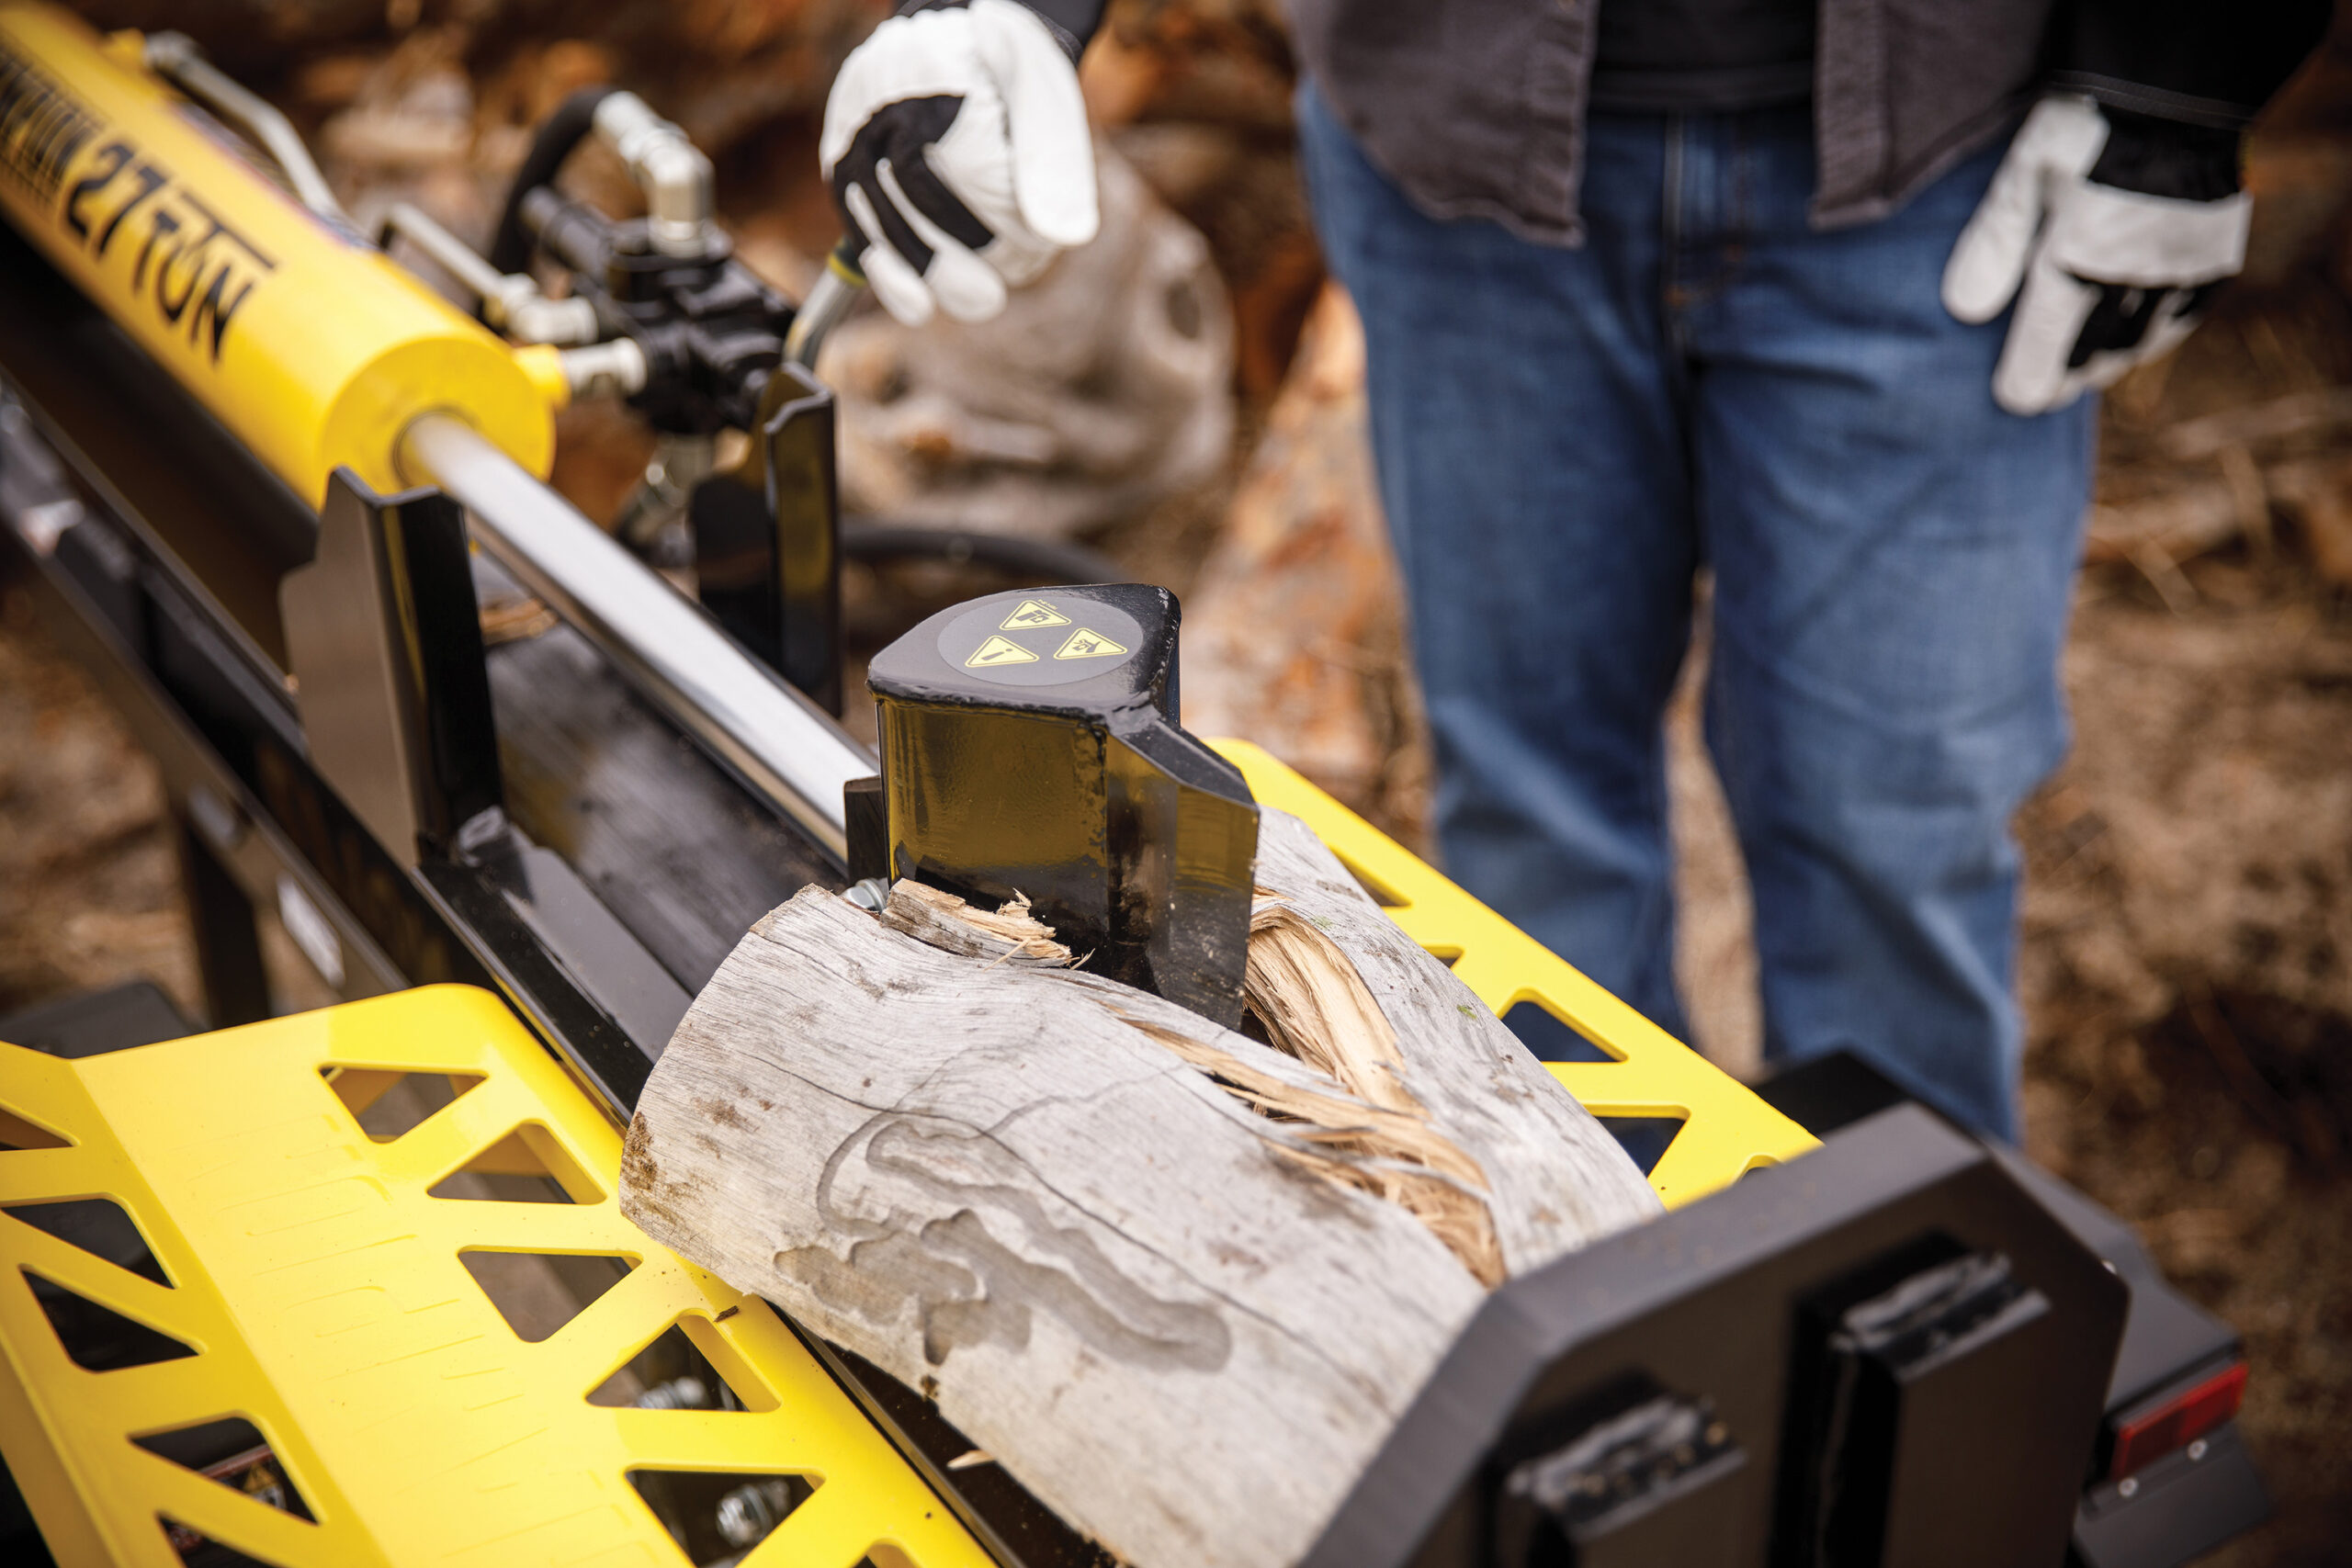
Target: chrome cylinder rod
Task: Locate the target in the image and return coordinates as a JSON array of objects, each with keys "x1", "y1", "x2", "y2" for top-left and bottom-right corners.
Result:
[{"x1": 398, "y1": 413, "x2": 866, "y2": 858}]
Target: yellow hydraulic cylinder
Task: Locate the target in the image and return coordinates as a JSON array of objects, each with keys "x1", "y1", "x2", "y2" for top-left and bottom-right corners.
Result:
[{"x1": 0, "y1": 2, "x2": 556, "y2": 505}]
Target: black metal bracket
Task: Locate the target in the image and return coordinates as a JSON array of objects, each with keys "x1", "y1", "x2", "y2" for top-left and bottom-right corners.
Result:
[
  {"x1": 277, "y1": 468, "x2": 503, "y2": 866},
  {"x1": 692, "y1": 361, "x2": 842, "y2": 713},
  {"x1": 504, "y1": 149, "x2": 848, "y2": 715},
  {"x1": 173, "y1": 809, "x2": 270, "y2": 1029}
]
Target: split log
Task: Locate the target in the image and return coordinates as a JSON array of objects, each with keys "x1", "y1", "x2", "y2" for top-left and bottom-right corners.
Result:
[{"x1": 621, "y1": 809, "x2": 1659, "y2": 1568}]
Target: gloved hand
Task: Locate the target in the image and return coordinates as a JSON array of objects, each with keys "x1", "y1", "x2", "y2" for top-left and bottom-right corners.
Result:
[
  {"x1": 820, "y1": 0, "x2": 1099, "y2": 327},
  {"x1": 1943, "y1": 95, "x2": 2250, "y2": 416}
]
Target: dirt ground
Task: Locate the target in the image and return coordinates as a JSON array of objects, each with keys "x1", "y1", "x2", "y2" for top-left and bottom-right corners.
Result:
[
  {"x1": 0, "y1": 594, "x2": 336, "y2": 1023},
  {"x1": 4, "y1": 0, "x2": 2350, "y2": 1561},
  {"x1": 2015, "y1": 389, "x2": 2352, "y2": 1563},
  {"x1": 2019, "y1": 546, "x2": 2352, "y2": 1567}
]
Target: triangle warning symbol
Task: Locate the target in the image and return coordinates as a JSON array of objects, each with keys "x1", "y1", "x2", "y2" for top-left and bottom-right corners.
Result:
[
  {"x1": 966, "y1": 635, "x2": 1039, "y2": 669},
  {"x1": 1054, "y1": 627, "x2": 1130, "y2": 661},
  {"x1": 1000, "y1": 600, "x2": 1071, "y2": 630}
]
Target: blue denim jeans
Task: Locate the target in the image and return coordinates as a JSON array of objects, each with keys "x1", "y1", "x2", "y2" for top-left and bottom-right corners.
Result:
[{"x1": 1297, "y1": 87, "x2": 2096, "y2": 1138}]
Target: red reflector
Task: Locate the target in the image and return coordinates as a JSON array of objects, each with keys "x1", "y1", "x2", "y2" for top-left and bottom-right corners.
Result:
[{"x1": 2110, "y1": 1361, "x2": 2247, "y2": 1481}]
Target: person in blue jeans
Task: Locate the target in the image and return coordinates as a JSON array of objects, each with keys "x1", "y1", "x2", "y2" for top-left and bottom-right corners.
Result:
[
  {"x1": 1295, "y1": 95, "x2": 2086, "y2": 1138},
  {"x1": 817, "y1": 0, "x2": 2330, "y2": 1136}
]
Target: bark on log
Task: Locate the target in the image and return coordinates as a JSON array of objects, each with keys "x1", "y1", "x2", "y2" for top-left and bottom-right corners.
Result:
[{"x1": 620, "y1": 809, "x2": 1659, "y2": 1568}]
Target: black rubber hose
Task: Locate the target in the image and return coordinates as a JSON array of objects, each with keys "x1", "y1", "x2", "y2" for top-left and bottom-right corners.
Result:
[
  {"x1": 488, "y1": 85, "x2": 617, "y2": 277},
  {"x1": 841, "y1": 522, "x2": 1122, "y2": 586}
]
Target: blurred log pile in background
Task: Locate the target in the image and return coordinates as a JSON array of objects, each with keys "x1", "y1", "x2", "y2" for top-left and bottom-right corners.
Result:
[{"x1": 2, "y1": 0, "x2": 2348, "y2": 1560}]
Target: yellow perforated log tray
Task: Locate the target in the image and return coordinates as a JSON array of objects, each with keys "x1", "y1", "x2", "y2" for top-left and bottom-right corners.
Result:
[
  {"x1": 1216, "y1": 740, "x2": 1817, "y2": 1208},
  {"x1": 0, "y1": 985, "x2": 990, "y2": 1568}
]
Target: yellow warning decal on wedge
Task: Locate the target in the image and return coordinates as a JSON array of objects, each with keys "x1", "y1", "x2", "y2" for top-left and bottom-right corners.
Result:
[
  {"x1": 967, "y1": 635, "x2": 1040, "y2": 668},
  {"x1": 1056, "y1": 627, "x2": 1130, "y2": 660},
  {"x1": 1001, "y1": 599, "x2": 1072, "y2": 630}
]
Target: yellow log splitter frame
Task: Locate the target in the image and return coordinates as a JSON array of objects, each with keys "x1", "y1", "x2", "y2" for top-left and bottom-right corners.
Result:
[{"x1": 0, "y1": 2, "x2": 561, "y2": 506}]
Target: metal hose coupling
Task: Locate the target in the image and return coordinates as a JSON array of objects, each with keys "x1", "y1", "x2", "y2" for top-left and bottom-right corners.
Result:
[{"x1": 591, "y1": 92, "x2": 716, "y2": 257}]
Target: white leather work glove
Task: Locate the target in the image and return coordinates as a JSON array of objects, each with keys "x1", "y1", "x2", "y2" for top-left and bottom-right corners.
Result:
[
  {"x1": 820, "y1": 0, "x2": 1100, "y2": 327},
  {"x1": 1943, "y1": 95, "x2": 2250, "y2": 416}
]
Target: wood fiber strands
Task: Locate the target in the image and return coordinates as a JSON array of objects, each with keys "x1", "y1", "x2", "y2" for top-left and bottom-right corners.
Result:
[{"x1": 621, "y1": 809, "x2": 1658, "y2": 1568}]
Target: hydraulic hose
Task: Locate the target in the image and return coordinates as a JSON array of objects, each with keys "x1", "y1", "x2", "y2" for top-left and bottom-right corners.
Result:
[{"x1": 489, "y1": 85, "x2": 616, "y2": 276}]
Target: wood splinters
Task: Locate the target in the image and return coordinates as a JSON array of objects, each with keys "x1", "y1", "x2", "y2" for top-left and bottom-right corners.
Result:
[
  {"x1": 876, "y1": 879, "x2": 1077, "y2": 967},
  {"x1": 877, "y1": 846, "x2": 1519, "y2": 1286},
  {"x1": 1116, "y1": 906, "x2": 1509, "y2": 1287},
  {"x1": 1238, "y1": 888, "x2": 1505, "y2": 1283}
]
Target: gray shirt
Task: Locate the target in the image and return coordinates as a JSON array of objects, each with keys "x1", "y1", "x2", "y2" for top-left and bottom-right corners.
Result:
[{"x1": 1286, "y1": 0, "x2": 2063, "y2": 245}]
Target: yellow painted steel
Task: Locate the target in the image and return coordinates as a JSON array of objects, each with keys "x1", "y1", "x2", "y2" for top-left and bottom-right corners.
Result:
[
  {"x1": 0, "y1": 985, "x2": 992, "y2": 1568},
  {"x1": 1214, "y1": 740, "x2": 1818, "y2": 1207},
  {"x1": 0, "y1": 3, "x2": 554, "y2": 505}
]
